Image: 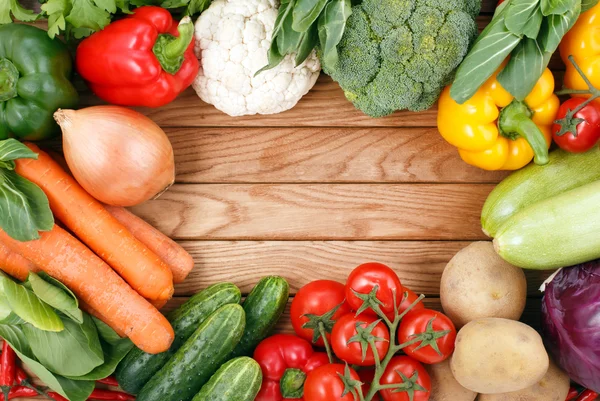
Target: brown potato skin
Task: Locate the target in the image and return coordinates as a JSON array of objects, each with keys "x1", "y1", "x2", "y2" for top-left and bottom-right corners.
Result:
[
  {"x1": 451, "y1": 318, "x2": 549, "y2": 394},
  {"x1": 426, "y1": 359, "x2": 478, "y2": 401},
  {"x1": 440, "y1": 242, "x2": 527, "y2": 328},
  {"x1": 477, "y1": 359, "x2": 569, "y2": 401}
]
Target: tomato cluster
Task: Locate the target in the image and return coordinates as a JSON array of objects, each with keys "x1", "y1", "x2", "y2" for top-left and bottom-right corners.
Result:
[{"x1": 289, "y1": 262, "x2": 457, "y2": 401}]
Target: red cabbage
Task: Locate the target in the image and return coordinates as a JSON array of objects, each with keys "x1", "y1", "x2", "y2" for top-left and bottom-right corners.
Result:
[{"x1": 542, "y1": 261, "x2": 600, "y2": 392}]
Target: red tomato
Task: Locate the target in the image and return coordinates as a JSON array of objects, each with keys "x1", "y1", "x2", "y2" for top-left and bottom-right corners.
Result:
[
  {"x1": 552, "y1": 98, "x2": 600, "y2": 153},
  {"x1": 380, "y1": 356, "x2": 431, "y2": 401},
  {"x1": 291, "y1": 280, "x2": 352, "y2": 346},
  {"x1": 398, "y1": 287, "x2": 425, "y2": 315},
  {"x1": 331, "y1": 313, "x2": 390, "y2": 366},
  {"x1": 358, "y1": 369, "x2": 377, "y2": 399},
  {"x1": 346, "y1": 263, "x2": 402, "y2": 319},
  {"x1": 304, "y1": 364, "x2": 360, "y2": 401},
  {"x1": 398, "y1": 309, "x2": 456, "y2": 364}
]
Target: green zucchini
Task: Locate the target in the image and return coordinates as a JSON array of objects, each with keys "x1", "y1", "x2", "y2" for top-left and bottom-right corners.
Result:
[
  {"x1": 482, "y1": 147, "x2": 600, "y2": 237},
  {"x1": 116, "y1": 283, "x2": 241, "y2": 394},
  {"x1": 494, "y1": 180, "x2": 600, "y2": 270},
  {"x1": 192, "y1": 357, "x2": 262, "y2": 401},
  {"x1": 136, "y1": 303, "x2": 245, "y2": 401},
  {"x1": 228, "y1": 276, "x2": 289, "y2": 358}
]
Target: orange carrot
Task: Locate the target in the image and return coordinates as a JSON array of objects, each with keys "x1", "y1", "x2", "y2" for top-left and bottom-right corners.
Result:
[
  {"x1": 79, "y1": 301, "x2": 127, "y2": 338},
  {"x1": 104, "y1": 206, "x2": 194, "y2": 283},
  {"x1": 16, "y1": 144, "x2": 174, "y2": 301},
  {"x1": 0, "y1": 240, "x2": 39, "y2": 281},
  {"x1": 148, "y1": 297, "x2": 169, "y2": 310},
  {"x1": 0, "y1": 226, "x2": 174, "y2": 354}
]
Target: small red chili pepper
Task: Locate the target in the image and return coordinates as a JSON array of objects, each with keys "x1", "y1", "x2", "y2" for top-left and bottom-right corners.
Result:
[
  {"x1": 96, "y1": 376, "x2": 120, "y2": 387},
  {"x1": 576, "y1": 389, "x2": 599, "y2": 401},
  {"x1": 567, "y1": 387, "x2": 581, "y2": 401},
  {"x1": 15, "y1": 366, "x2": 28, "y2": 386},
  {"x1": 47, "y1": 391, "x2": 69, "y2": 401},
  {"x1": 0, "y1": 385, "x2": 38, "y2": 400},
  {"x1": 89, "y1": 389, "x2": 135, "y2": 401},
  {"x1": 0, "y1": 343, "x2": 16, "y2": 401}
]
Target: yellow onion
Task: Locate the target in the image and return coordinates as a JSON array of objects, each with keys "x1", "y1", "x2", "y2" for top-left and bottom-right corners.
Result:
[{"x1": 54, "y1": 106, "x2": 175, "y2": 207}]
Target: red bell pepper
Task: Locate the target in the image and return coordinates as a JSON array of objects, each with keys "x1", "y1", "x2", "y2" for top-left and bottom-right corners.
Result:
[
  {"x1": 254, "y1": 334, "x2": 330, "y2": 401},
  {"x1": 76, "y1": 6, "x2": 199, "y2": 108}
]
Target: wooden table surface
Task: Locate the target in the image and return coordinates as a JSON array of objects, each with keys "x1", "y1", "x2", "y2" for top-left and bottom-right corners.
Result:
[
  {"x1": 72, "y1": 0, "x2": 560, "y2": 329},
  {"x1": 17, "y1": 0, "x2": 560, "y2": 395}
]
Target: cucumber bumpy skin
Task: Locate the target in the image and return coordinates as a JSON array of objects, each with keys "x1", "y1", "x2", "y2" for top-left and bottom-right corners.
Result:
[
  {"x1": 136, "y1": 304, "x2": 246, "y2": 401},
  {"x1": 192, "y1": 357, "x2": 262, "y2": 401},
  {"x1": 228, "y1": 276, "x2": 289, "y2": 359},
  {"x1": 116, "y1": 283, "x2": 241, "y2": 394}
]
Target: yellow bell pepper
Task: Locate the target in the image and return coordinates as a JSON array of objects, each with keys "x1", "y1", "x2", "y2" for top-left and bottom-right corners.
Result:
[
  {"x1": 560, "y1": 3, "x2": 600, "y2": 95},
  {"x1": 437, "y1": 66, "x2": 559, "y2": 171}
]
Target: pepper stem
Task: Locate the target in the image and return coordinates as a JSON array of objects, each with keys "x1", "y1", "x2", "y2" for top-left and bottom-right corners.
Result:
[
  {"x1": 280, "y1": 368, "x2": 306, "y2": 399},
  {"x1": 0, "y1": 59, "x2": 19, "y2": 102},
  {"x1": 498, "y1": 100, "x2": 549, "y2": 166},
  {"x1": 153, "y1": 16, "x2": 194, "y2": 75}
]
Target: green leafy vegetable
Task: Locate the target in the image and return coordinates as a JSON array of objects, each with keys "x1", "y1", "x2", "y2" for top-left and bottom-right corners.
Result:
[
  {"x1": 0, "y1": 274, "x2": 63, "y2": 332},
  {"x1": 582, "y1": 0, "x2": 600, "y2": 11},
  {"x1": 293, "y1": 0, "x2": 329, "y2": 32},
  {"x1": 65, "y1": 337, "x2": 133, "y2": 381},
  {"x1": 28, "y1": 272, "x2": 83, "y2": 324},
  {"x1": 0, "y1": 140, "x2": 53, "y2": 242},
  {"x1": 0, "y1": 0, "x2": 38, "y2": 24},
  {"x1": 0, "y1": 293, "x2": 26, "y2": 325},
  {"x1": 450, "y1": 4, "x2": 520, "y2": 104},
  {"x1": 497, "y1": 38, "x2": 551, "y2": 101},
  {"x1": 522, "y1": 7, "x2": 544, "y2": 38},
  {"x1": 92, "y1": 317, "x2": 123, "y2": 345},
  {"x1": 23, "y1": 314, "x2": 104, "y2": 377},
  {"x1": 540, "y1": 0, "x2": 578, "y2": 15},
  {"x1": 538, "y1": 4, "x2": 581, "y2": 53},
  {"x1": 0, "y1": 325, "x2": 95, "y2": 401},
  {"x1": 318, "y1": 0, "x2": 352, "y2": 68},
  {"x1": 505, "y1": 0, "x2": 540, "y2": 35}
]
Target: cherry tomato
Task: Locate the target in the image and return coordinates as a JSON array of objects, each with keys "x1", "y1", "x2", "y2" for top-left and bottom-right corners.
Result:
[
  {"x1": 398, "y1": 309, "x2": 456, "y2": 365},
  {"x1": 291, "y1": 280, "x2": 352, "y2": 346},
  {"x1": 346, "y1": 263, "x2": 402, "y2": 319},
  {"x1": 552, "y1": 98, "x2": 600, "y2": 153},
  {"x1": 380, "y1": 356, "x2": 431, "y2": 401},
  {"x1": 331, "y1": 313, "x2": 390, "y2": 366},
  {"x1": 398, "y1": 287, "x2": 425, "y2": 315},
  {"x1": 304, "y1": 364, "x2": 360, "y2": 401}
]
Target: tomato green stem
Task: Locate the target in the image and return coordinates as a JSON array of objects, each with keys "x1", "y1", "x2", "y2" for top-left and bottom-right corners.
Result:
[{"x1": 318, "y1": 322, "x2": 335, "y2": 364}]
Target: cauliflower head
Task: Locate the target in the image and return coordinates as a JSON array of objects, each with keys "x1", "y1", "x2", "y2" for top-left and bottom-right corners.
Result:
[
  {"x1": 321, "y1": 0, "x2": 480, "y2": 117},
  {"x1": 193, "y1": 0, "x2": 321, "y2": 117}
]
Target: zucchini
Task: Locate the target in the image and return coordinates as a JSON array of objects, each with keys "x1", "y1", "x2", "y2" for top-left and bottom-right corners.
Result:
[
  {"x1": 229, "y1": 276, "x2": 289, "y2": 358},
  {"x1": 116, "y1": 283, "x2": 241, "y2": 394},
  {"x1": 136, "y1": 304, "x2": 245, "y2": 401},
  {"x1": 192, "y1": 357, "x2": 262, "y2": 401},
  {"x1": 494, "y1": 180, "x2": 600, "y2": 269},
  {"x1": 482, "y1": 148, "x2": 600, "y2": 237}
]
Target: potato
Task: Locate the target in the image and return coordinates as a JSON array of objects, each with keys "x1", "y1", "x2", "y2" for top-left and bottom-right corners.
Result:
[
  {"x1": 425, "y1": 359, "x2": 477, "y2": 401},
  {"x1": 451, "y1": 318, "x2": 549, "y2": 394},
  {"x1": 477, "y1": 359, "x2": 569, "y2": 401},
  {"x1": 440, "y1": 242, "x2": 527, "y2": 328}
]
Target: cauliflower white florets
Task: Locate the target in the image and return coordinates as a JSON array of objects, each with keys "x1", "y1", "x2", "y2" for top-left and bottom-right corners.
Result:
[{"x1": 192, "y1": 0, "x2": 321, "y2": 117}]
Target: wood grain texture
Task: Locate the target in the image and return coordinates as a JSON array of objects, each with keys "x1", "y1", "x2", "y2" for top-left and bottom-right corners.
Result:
[
  {"x1": 167, "y1": 127, "x2": 509, "y2": 184},
  {"x1": 174, "y1": 240, "x2": 554, "y2": 297},
  {"x1": 130, "y1": 184, "x2": 492, "y2": 240}
]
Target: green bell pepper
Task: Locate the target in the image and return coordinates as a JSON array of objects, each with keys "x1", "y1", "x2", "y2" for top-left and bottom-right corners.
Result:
[{"x1": 0, "y1": 24, "x2": 78, "y2": 141}]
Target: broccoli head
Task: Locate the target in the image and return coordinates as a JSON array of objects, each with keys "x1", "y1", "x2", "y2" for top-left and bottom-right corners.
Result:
[{"x1": 321, "y1": 0, "x2": 480, "y2": 117}]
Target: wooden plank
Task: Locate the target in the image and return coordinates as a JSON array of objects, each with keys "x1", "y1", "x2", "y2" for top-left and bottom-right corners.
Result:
[
  {"x1": 79, "y1": 69, "x2": 566, "y2": 129},
  {"x1": 162, "y1": 297, "x2": 545, "y2": 332},
  {"x1": 130, "y1": 184, "x2": 492, "y2": 241},
  {"x1": 174, "y1": 240, "x2": 554, "y2": 297},
  {"x1": 167, "y1": 127, "x2": 509, "y2": 184}
]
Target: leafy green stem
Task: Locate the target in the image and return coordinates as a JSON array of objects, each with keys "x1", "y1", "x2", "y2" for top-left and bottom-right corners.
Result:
[{"x1": 318, "y1": 322, "x2": 335, "y2": 364}]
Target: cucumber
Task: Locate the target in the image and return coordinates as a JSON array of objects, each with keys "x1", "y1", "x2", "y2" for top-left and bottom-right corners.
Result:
[
  {"x1": 192, "y1": 357, "x2": 262, "y2": 401},
  {"x1": 136, "y1": 303, "x2": 245, "y2": 401},
  {"x1": 116, "y1": 283, "x2": 241, "y2": 394},
  {"x1": 482, "y1": 147, "x2": 600, "y2": 237},
  {"x1": 494, "y1": 180, "x2": 600, "y2": 270},
  {"x1": 228, "y1": 276, "x2": 289, "y2": 358}
]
